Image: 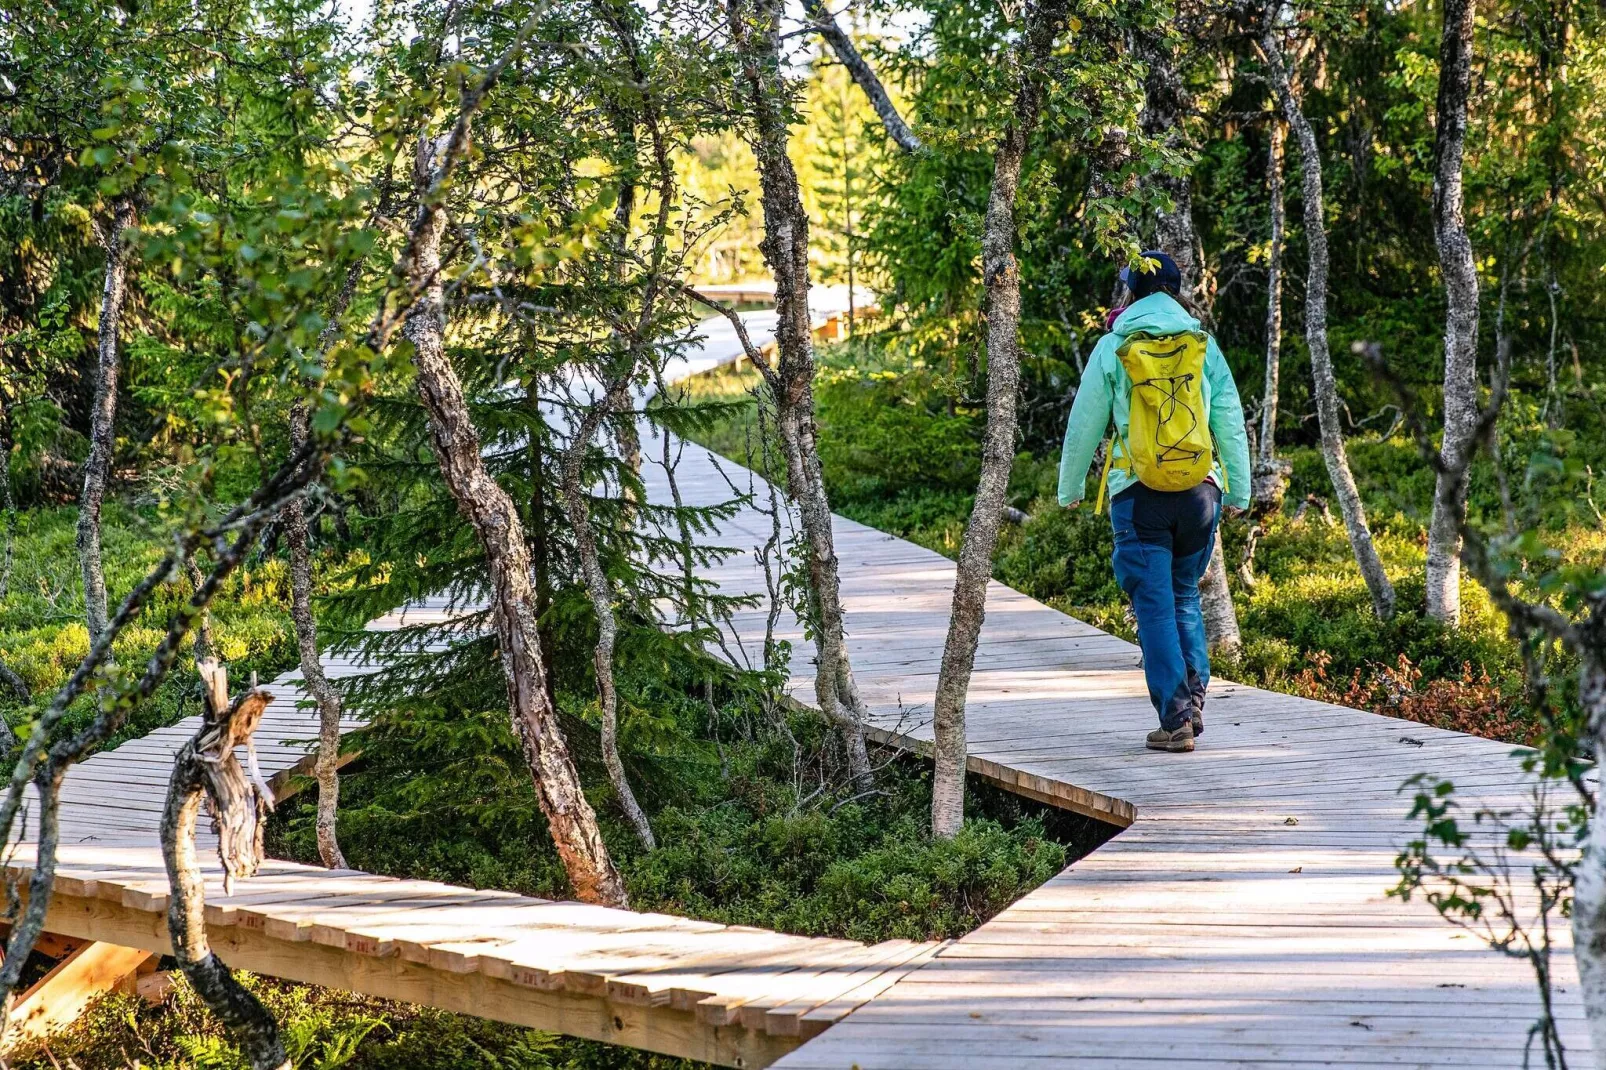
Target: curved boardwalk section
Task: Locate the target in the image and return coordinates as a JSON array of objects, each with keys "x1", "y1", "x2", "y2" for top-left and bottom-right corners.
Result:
[
  {"x1": 641, "y1": 443, "x2": 1591, "y2": 1068},
  {"x1": 14, "y1": 596, "x2": 938, "y2": 1068}
]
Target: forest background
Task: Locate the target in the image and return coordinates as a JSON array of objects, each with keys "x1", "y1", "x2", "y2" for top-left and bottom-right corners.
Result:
[{"x1": 1, "y1": 0, "x2": 1603, "y2": 1065}]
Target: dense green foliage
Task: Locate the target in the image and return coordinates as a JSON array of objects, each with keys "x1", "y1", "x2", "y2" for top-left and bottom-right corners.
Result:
[
  {"x1": 271, "y1": 687, "x2": 1090, "y2": 941},
  {"x1": 0, "y1": 506, "x2": 297, "y2": 747},
  {"x1": 13, "y1": 977, "x2": 690, "y2": 1070}
]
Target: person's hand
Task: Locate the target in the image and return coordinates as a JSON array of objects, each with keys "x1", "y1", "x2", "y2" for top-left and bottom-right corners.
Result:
[{"x1": 1225, "y1": 504, "x2": 1245, "y2": 519}]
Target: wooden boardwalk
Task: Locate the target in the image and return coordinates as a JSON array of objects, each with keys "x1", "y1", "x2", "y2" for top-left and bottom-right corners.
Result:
[
  {"x1": 643, "y1": 445, "x2": 1590, "y2": 1067},
  {"x1": 19, "y1": 599, "x2": 944, "y2": 1067},
  {"x1": 13, "y1": 298, "x2": 1589, "y2": 1067}
]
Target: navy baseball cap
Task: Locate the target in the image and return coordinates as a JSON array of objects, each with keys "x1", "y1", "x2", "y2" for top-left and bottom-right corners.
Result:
[{"x1": 1119, "y1": 251, "x2": 1182, "y2": 299}]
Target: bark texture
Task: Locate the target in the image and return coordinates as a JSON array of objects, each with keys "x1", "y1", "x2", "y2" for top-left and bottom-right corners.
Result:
[
  {"x1": 406, "y1": 133, "x2": 626, "y2": 906},
  {"x1": 559, "y1": 379, "x2": 655, "y2": 850},
  {"x1": 1264, "y1": 32, "x2": 1396, "y2": 620},
  {"x1": 161, "y1": 660, "x2": 289, "y2": 1070},
  {"x1": 1199, "y1": 530, "x2": 1241, "y2": 651},
  {"x1": 78, "y1": 197, "x2": 136, "y2": 644},
  {"x1": 185, "y1": 559, "x2": 215, "y2": 662},
  {"x1": 1253, "y1": 117, "x2": 1292, "y2": 510},
  {"x1": 801, "y1": 0, "x2": 921, "y2": 153},
  {"x1": 1137, "y1": 32, "x2": 1210, "y2": 318},
  {"x1": 731, "y1": 0, "x2": 872, "y2": 787},
  {"x1": 1573, "y1": 653, "x2": 1606, "y2": 1064},
  {"x1": 286, "y1": 401, "x2": 346, "y2": 869},
  {"x1": 1426, "y1": 0, "x2": 1480, "y2": 626},
  {"x1": 1136, "y1": 35, "x2": 1240, "y2": 650},
  {"x1": 930, "y1": 0, "x2": 1071, "y2": 839}
]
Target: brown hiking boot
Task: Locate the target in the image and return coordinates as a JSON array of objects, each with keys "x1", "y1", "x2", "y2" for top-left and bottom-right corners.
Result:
[
  {"x1": 1146, "y1": 722, "x2": 1195, "y2": 753},
  {"x1": 1191, "y1": 710, "x2": 1204, "y2": 738}
]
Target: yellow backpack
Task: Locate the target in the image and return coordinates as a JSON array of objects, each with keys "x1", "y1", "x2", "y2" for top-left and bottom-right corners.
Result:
[{"x1": 1095, "y1": 331, "x2": 1218, "y2": 511}]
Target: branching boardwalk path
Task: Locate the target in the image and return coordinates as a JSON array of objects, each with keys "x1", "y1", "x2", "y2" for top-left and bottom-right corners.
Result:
[
  {"x1": 10, "y1": 297, "x2": 1590, "y2": 1068},
  {"x1": 646, "y1": 378, "x2": 1592, "y2": 1066}
]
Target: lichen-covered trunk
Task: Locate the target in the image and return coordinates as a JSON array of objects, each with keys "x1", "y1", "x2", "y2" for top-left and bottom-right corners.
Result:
[
  {"x1": 78, "y1": 197, "x2": 136, "y2": 644},
  {"x1": 1137, "y1": 34, "x2": 1239, "y2": 650},
  {"x1": 185, "y1": 560, "x2": 215, "y2": 663},
  {"x1": 734, "y1": 0, "x2": 870, "y2": 787},
  {"x1": 161, "y1": 663, "x2": 289, "y2": 1070},
  {"x1": 800, "y1": 0, "x2": 921, "y2": 154},
  {"x1": 1571, "y1": 654, "x2": 1606, "y2": 1064},
  {"x1": 1138, "y1": 31, "x2": 1209, "y2": 320},
  {"x1": 406, "y1": 144, "x2": 626, "y2": 907},
  {"x1": 1253, "y1": 118, "x2": 1290, "y2": 510},
  {"x1": 1265, "y1": 33, "x2": 1396, "y2": 620},
  {"x1": 0, "y1": 390, "x2": 15, "y2": 603},
  {"x1": 612, "y1": 414, "x2": 642, "y2": 528},
  {"x1": 286, "y1": 401, "x2": 346, "y2": 869},
  {"x1": 1199, "y1": 529, "x2": 1241, "y2": 652},
  {"x1": 931, "y1": 0, "x2": 1070, "y2": 839},
  {"x1": 777, "y1": 398, "x2": 872, "y2": 787},
  {"x1": 559, "y1": 386, "x2": 654, "y2": 851},
  {"x1": 1426, "y1": 0, "x2": 1480, "y2": 627}
]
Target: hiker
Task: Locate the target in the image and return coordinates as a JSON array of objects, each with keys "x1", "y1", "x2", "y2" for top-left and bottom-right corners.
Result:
[{"x1": 1057, "y1": 251, "x2": 1251, "y2": 753}]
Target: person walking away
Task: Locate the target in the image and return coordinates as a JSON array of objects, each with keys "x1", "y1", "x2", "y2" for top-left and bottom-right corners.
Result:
[{"x1": 1058, "y1": 252, "x2": 1251, "y2": 753}]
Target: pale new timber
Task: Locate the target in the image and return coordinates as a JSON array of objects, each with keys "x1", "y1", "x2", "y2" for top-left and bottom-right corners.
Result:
[{"x1": 631, "y1": 389, "x2": 1589, "y2": 1066}]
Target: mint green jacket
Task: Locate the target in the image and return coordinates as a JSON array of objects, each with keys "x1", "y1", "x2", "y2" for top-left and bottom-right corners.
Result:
[{"x1": 1056, "y1": 293, "x2": 1251, "y2": 511}]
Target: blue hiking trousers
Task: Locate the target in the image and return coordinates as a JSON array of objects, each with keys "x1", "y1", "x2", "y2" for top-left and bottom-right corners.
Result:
[{"x1": 1109, "y1": 482, "x2": 1222, "y2": 731}]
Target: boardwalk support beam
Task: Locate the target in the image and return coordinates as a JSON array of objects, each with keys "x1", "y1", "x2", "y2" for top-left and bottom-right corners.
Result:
[{"x1": 2, "y1": 939, "x2": 155, "y2": 1052}]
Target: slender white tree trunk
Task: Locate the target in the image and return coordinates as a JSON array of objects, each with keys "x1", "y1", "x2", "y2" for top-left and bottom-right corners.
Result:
[
  {"x1": 1199, "y1": 533, "x2": 1241, "y2": 651},
  {"x1": 1263, "y1": 32, "x2": 1396, "y2": 620},
  {"x1": 731, "y1": 0, "x2": 872, "y2": 787},
  {"x1": 285, "y1": 402, "x2": 347, "y2": 869},
  {"x1": 1426, "y1": 0, "x2": 1480, "y2": 626},
  {"x1": 559, "y1": 382, "x2": 655, "y2": 851},
  {"x1": 930, "y1": 0, "x2": 1072, "y2": 839},
  {"x1": 0, "y1": 395, "x2": 26, "y2": 719},
  {"x1": 78, "y1": 197, "x2": 135, "y2": 644},
  {"x1": 1571, "y1": 654, "x2": 1606, "y2": 1065},
  {"x1": 800, "y1": 0, "x2": 921, "y2": 154},
  {"x1": 1253, "y1": 118, "x2": 1291, "y2": 510}
]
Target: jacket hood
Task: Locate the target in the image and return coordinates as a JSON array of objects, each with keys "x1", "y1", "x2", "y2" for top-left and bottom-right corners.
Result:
[{"x1": 1111, "y1": 292, "x2": 1200, "y2": 339}]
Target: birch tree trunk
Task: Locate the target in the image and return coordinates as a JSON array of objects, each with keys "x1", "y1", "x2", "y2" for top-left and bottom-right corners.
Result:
[
  {"x1": 1199, "y1": 533, "x2": 1241, "y2": 652},
  {"x1": 1571, "y1": 645, "x2": 1606, "y2": 1065},
  {"x1": 1425, "y1": 0, "x2": 1480, "y2": 626},
  {"x1": 559, "y1": 380, "x2": 655, "y2": 851},
  {"x1": 930, "y1": 0, "x2": 1071, "y2": 839},
  {"x1": 1138, "y1": 32, "x2": 1210, "y2": 319},
  {"x1": 406, "y1": 133, "x2": 627, "y2": 907},
  {"x1": 78, "y1": 196, "x2": 135, "y2": 644},
  {"x1": 731, "y1": 0, "x2": 871, "y2": 788},
  {"x1": 1253, "y1": 117, "x2": 1291, "y2": 510},
  {"x1": 285, "y1": 401, "x2": 346, "y2": 869},
  {"x1": 1263, "y1": 32, "x2": 1396, "y2": 620},
  {"x1": 1137, "y1": 33, "x2": 1240, "y2": 651},
  {"x1": 800, "y1": 0, "x2": 921, "y2": 154}
]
